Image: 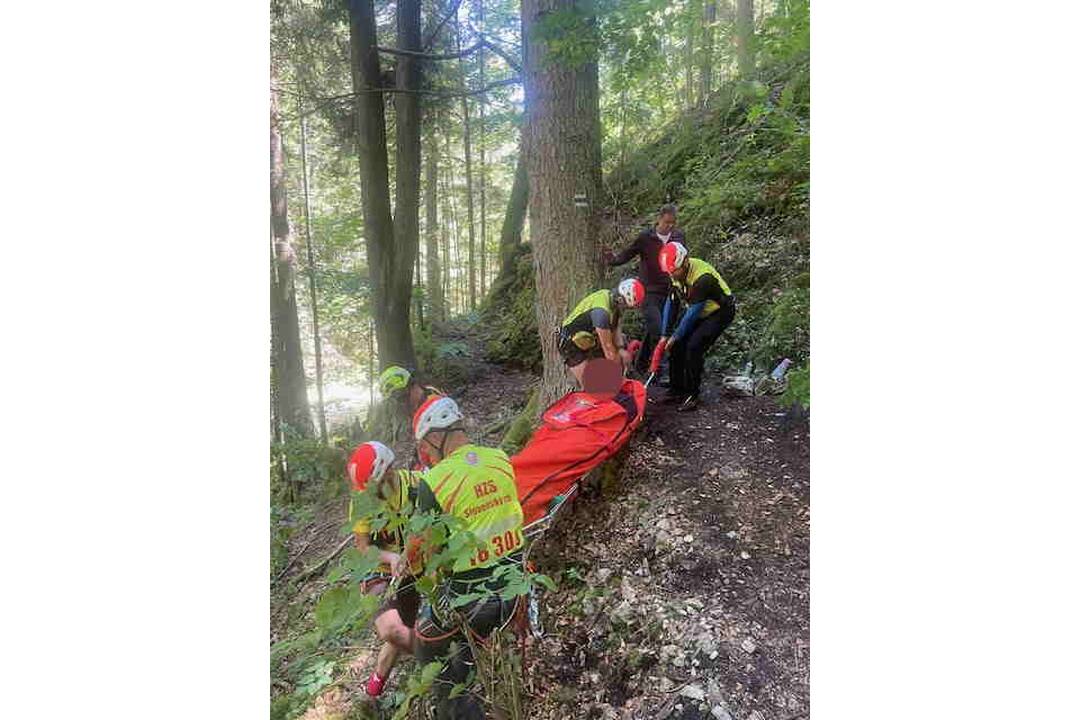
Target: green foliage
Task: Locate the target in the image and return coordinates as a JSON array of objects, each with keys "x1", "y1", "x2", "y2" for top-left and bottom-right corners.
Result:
[
  {"x1": 500, "y1": 388, "x2": 540, "y2": 454},
  {"x1": 603, "y1": 0, "x2": 810, "y2": 377},
  {"x1": 291, "y1": 468, "x2": 551, "y2": 718},
  {"x1": 270, "y1": 433, "x2": 348, "y2": 504},
  {"x1": 781, "y1": 363, "x2": 810, "y2": 409},
  {"x1": 271, "y1": 505, "x2": 296, "y2": 578},
  {"x1": 755, "y1": 286, "x2": 809, "y2": 369},
  {"x1": 414, "y1": 325, "x2": 473, "y2": 389},
  {"x1": 391, "y1": 660, "x2": 446, "y2": 720},
  {"x1": 533, "y1": 3, "x2": 601, "y2": 69},
  {"x1": 480, "y1": 243, "x2": 541, "y2": 371},
  {"x1": 270, "y1": 693, "x2": 305, "y2": 720}
]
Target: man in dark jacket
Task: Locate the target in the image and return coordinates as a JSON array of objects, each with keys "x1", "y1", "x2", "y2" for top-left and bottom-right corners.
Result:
[{"x1": 606, "y1": 204, "x2": 686, "y2": 378}]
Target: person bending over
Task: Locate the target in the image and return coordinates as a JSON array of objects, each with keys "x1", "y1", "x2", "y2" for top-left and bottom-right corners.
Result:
[
  {"x1": 346, "y1": 441, "x2": 423, "y2": 697},
  {"x1": 557, "y1": 278, "x2": 645, "y2": 388},
  {"x1": 408, "y1": 396, "x2": 527, "y2": 720},
  {"x1": 655, "y1": 242, "x2": 736, "y2": 412}
]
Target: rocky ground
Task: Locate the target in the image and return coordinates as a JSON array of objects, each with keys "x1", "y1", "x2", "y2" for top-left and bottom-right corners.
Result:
[
  {"x1": 271, "y1": 333, "x2": 808, "y2": 720},
  {"x1": 525, "y1": 387, "x2": 809, "y2": 720}
]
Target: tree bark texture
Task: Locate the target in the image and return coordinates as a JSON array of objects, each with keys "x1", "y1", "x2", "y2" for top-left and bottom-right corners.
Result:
[
  {"x1": 424, "y1": 129, "x2": 444, "y2": 321},
  {"x1": 683, "y1": 0, "x2": 698, "y2": 109},
  {"x1": 298, "y1": 94, "x2": 328, "y2": 443},
  {"x1": 395, "y1": 0, "x2": 423, "y2": 334},
  {"x1": 271, "y1": 82, "x2": 314, "y2": 437},
  {"x1": 521, "y1": 0, "x2": 603, "y2": 409},
  {"x1": 736, "y1": 0, "x2": 754, "y2": 78},
  {"x1": 455, "y1": 18, "x2": 478, "y2": 312},
  {"x1": 698, "y1": 1, "x2": 716, "y2": 106},
  {"x1": 476, "y1": 0, "x2": 488, "y2": 299},
  {"x1": 496, "y1": 149, "x2": 528, "y2": 280},
  {"x1": 348, "y1": 0, "x2": 417, "y2": 368}
]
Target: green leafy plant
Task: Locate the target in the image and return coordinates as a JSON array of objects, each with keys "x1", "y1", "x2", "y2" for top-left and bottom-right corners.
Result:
[{"x1": 780, "y1": 363, "x2": 810, "y2": 409}]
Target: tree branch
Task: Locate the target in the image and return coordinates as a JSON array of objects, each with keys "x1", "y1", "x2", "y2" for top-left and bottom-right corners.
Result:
[
  {"x1": 319, "y1": 77, "x2": 520, "y2": 102},
  {"x1": 377, "y1": 42, "x2": 482, "y2": 62},
  {"x1": 422, "y1": 0, "x2": 465, "y2": 50},
  {"x1": 377, "y1": 37, "x2": 521, "y2": 73},
  {"x1": 277, "y1": 77, "x2": 521, "y2": 124},
  {"x1": 474, "y1": 34, "x2": 522, "y2": 73}
]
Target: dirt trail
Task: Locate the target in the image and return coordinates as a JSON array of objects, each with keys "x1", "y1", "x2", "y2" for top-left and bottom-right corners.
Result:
[
  {"x1": 273, "y1": 332, "x2": 808, "y2": 720},
  {"x1": 526, "y1": 385, "x2": 809, "y2": 720}
]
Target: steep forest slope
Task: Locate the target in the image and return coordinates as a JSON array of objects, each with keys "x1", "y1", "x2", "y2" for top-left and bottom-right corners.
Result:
[
  {"x1": 484, "y1": 4, "x2": 809, "y2": 400},
  {"x1": 270, "y1": 7, "x2": 810, "y2": 719}
]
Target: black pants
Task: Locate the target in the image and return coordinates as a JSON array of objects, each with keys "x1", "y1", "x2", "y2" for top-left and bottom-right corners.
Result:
[
  {"x1": 669, "y1": 301, "x2": 736, "y2": 395},
  {"x1": 414, "y1": 592, "x2": 520, "y2": 720},
  {"x1": 635, "y1": 292, "x2": 680, "y2": 375}
]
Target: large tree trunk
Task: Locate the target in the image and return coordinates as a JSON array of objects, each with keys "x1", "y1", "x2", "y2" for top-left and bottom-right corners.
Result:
[
  {"x1": 522, "y1": 0, "x2": 603, "y2": 409},
  {"x1": 394, "y1": 0, "x2": 423, "y2": 335},
  {"x1": 698, "y1": 1, "x2": 716, "y2": 106},
  {"x1": 297, "y1": 91, "x2": 328, "y2": 443},
  {"x1": 424, "y1": 128, "x2": 444, "y2": 322},
  {"x1": 496, "y1": 149, "x2": 529, "y2": 280},
  {"x1": 348, "y1": 0, "x2": 417, "y2": 368},
  {"x1": 683, "y1": 0, "x2": 698, "y2": 109},
  {"x1": 736, "y1": 0, "x2": 754, "y2": 78},
  {"x1": 455, "y1": 18, "x2": 478, "y2": 312},
  {"x1": 476, "y1": 0, "x2": 488, "y2": 299},
  {"x1": 270, "y1": 82, "x2": 313, "y2": 437}
]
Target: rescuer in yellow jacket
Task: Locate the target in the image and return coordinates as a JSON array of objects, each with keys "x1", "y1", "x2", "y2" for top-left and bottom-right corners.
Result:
[{"x1": 407, "y1": 395, "x2": 526, "y2": 720}]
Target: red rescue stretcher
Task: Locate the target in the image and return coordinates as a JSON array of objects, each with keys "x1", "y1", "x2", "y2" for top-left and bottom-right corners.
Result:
[{"x1": 511, "y1": 378, "x2": 647, "y2": 539}]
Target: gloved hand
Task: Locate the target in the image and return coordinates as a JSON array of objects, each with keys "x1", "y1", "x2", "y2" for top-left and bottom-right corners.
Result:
[
  {"x1": 649, "y1": 338, "x2": 669, "y2": 374},
  {"x1": 626, "y1": 339, "x2": 642, "y2": 361}
]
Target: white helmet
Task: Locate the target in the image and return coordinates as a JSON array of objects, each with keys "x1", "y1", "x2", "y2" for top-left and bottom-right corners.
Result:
[
  {"x1": 617, "y1": 278, "x2": 646, "y2": 308},
  {"x1": 412, "y1": 395, "x2": 464, "y2": 441},
  {"x1": 347, "y1": 441, "x2": 396, "y2": 491}
]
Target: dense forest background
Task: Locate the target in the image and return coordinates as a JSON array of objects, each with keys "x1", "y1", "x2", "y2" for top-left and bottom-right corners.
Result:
[
  {"x1": 271, "y1": 0, "x2": 809, "y2": 717},
  {"x1": 270, "y1": 0, "x2": 808, "y2": 441}
]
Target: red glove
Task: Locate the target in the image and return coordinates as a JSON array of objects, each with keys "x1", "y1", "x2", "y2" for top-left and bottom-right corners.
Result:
[
  {"x1": 626, "y1": 339, "x2": 642, "y2": 360},
  {"x1": 649, "y1": 338, "x2": 668, "y2": 374}
]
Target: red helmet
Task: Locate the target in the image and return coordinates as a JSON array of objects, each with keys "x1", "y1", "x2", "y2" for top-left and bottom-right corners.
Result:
[
  {"x1": 658, "y1": 242, "x2": 689, "y2": 274},
  {"x1": 347, "y1": 441, "x2": 395, "y2": 492},
  {"x1": 617, "y1": 278, "x2": 646, "y2": 308}
]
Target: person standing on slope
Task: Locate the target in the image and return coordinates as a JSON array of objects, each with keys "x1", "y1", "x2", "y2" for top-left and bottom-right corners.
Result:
[{"x1": 606, "y1": 204, "x2": 686, "y2": 379}]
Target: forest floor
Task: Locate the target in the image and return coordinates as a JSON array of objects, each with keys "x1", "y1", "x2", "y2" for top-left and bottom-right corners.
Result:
[{"x1": 272, "y1": 327, "x2": 809, "y2": 720}]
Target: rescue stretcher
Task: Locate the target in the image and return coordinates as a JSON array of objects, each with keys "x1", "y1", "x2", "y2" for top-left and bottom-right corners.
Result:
[
  {"x1": 507, "y1": 377, "x2": 648, "y2": 638},
  {"x1": 513, "y1": 378, "x2": 647, "y2": 537}
]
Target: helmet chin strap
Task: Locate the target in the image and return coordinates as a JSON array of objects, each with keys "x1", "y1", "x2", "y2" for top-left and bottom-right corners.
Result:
[{"x1": 422, "y1": 427, "x2": 453, "y2": 464}]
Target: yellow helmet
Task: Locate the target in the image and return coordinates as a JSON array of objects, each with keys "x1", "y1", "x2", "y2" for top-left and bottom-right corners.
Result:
[{"x1": 378, "y1": 366, "x2": 412, "y2": 398}]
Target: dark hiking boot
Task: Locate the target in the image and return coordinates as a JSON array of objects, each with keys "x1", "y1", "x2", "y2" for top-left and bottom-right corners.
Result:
[{"x1": 676, "y1": 394, "x2": 700, "y2": 412}]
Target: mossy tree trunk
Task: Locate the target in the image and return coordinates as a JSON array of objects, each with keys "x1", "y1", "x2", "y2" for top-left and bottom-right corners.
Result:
[
  {"x1": 522, "y1": 0, "x2": 604, "y2": 411},
  {"x1": 425, "y1": 128, "x2": 445, "y2": 322},
  {"x1": 347, "y1": 0, "x2": 417, "y2": 369},
  {"x1": 456, "y1": 16, "x2": 478, "y2": 312},
  {"x1": 496, "y1": 150, "x2": 529, "y2": 282},
  {"x1": 270, "y1": 79, "x2": 313, "y2": 438},
  {"x1": 736, "y1": 0, "x2": 755, "y2": 78},
  {"x1": 698, "y1": 1, "x2": 716, "y2": 106}
]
